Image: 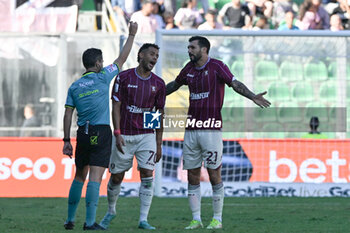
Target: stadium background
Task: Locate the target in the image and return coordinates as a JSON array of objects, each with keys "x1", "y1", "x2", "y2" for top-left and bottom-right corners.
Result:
[{"x1": 1, "y1": 0, "x2": 350, "y2": 198}]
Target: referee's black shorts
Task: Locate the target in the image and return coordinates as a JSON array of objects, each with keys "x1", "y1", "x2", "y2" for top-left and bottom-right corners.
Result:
[{"x1": 75, "y1": 124, "x2": 112, "y2": 169}]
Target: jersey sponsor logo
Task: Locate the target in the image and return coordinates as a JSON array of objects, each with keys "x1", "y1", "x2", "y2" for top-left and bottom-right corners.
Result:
[
  {"x1": 127, "y1": 84, "x2": 138, "y2": 88},
  {"x1": 204, "y1": 70, "x2": 208, "y2": 76},
  {"x1": 79, "y1": 80, "x2": 94, "y2": 88},
  {"x1": 190, "y1": 92, "x2": 210, "y2": 100},
  {"x1": 151, "y1": 86, "x2": 156, "y2": 92},
  {"x1": 126, "y1": 105, "x2": 143, "y2": 113},
  {"x1": 78, "y1": 89, "x2": 99, "y2": 98},
  {"x1": 106, "y1": 64, "x2": 118, "y2": 73},
  {"x1": 126, "y1": 105, "x2": 151, "y2": 113},
  {"x1": 187, "y1": 74, "x2": 194, "y2": 77}
]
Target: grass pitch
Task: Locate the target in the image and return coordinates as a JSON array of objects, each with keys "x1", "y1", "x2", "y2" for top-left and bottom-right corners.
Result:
[{"x1": 0, "y1": 197, "x2": 349, "y2": 233}]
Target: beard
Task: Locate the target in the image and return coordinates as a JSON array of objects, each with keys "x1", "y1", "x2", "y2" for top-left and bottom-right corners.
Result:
[
  {"x1": 189, "y1": 53, "x2": 201, "y2": 63},
  {"x1": 141, "y1": 60, "x2": 152, "y2": 72}
]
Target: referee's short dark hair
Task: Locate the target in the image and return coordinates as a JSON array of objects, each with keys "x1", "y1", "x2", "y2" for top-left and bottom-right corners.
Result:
[
  {"x1": 82, "y1": 48, "x2": 103, "y2": 69},
  {"x1": 137, "y1": 43, "x2": 160, "y2": 63},
  {"x1": 189, "y1": 36, "x2": 211, "y2": 54}
]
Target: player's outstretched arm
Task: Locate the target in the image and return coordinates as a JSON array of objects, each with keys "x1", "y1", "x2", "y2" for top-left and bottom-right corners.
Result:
[
  {"x1": 231, "y1": 80, "x2": 271, "y2": 108},
  {"x1": 231, "y1": 79, "x2": 255, "y2": 99},
  {"x1": 166, "y1": 81, "x2": 182, "y2": 95},
  {"x1": 63, "y1": 107, "x2": 74, "y2": 158},
  {"x1": 252, "y1": 91, "x2": 271, "y2": 108},
  {"x1": 114, "y1": 21, "x2": 138, "y2": 69}
]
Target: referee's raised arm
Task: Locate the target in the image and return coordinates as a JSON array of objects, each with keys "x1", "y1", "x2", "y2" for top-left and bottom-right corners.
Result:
[{"x1": 113, "y1": 22, "x2": 138, "y2": 69}]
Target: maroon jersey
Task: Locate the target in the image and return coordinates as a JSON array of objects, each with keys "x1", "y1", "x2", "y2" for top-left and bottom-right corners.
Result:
[
  {"x1": 175, "y1": 58, "x2": 235, "y2": 130},
  {"x1": 112, "y1": 68, "x2": 166, "y2": 135}
]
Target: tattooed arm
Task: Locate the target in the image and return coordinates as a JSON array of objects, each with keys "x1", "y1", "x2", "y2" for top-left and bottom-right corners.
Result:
[
  {"x1": 231, "y1": 79, "x2": 256, "y2": 100},
  {"x1": 230, "y1": 80, "x2": 271, "y2": 108}
]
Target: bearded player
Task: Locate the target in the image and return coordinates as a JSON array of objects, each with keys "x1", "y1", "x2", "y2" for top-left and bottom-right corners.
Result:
[{"x1": 166, "y1": 36, "x2": 270, "y2": 229}]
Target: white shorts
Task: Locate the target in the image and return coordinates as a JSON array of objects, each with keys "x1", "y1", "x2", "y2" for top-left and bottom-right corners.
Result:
[
  {"x1": 109, "y1": 133, "x2": 157, "y2": 174},
  {"x1": 182, "y1": 130, "x2": 223, "y2": 170}
]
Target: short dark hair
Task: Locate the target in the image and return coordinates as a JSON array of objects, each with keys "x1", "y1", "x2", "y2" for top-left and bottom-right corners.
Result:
[
  {"x1": 181, "y1": 0, "x2": 194, "y2": 8},
  {"x1": 207, "y1": 9, "x2": 217, "y2": 16},
  {"x1": 163, "y1": 11, "x2": 174, "y2": 20},
  {"x1": 142, "y1": 0, "x2": 153, "y2": 7},
  {"x1": 137, "y1": 43, "x2": 160, "y2": 62},
  {"x1": 189, "y1": 36, "x2": 211, "y2": 54},
  {"x1": 82, "y1": 48, "x2": 102, "y2": 69}
]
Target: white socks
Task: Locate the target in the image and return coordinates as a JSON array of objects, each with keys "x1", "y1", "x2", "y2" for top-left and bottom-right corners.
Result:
[
  {"x1": 188, "y1": 184, "x2": 201, "y2": 222},
  {"x1": 107, "y1": 179, "x2": 121, "y2": 215},
  {"x1": 212, "y1": 182, "x2": 224, "y2": 223},
  {"x1": 139, "y1": 177, "x2": 154, "y2": 222}
]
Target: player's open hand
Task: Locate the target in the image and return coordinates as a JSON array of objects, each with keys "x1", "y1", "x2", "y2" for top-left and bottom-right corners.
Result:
[
  {"x1": 63, "y1": 142, "x2": 73, "y2": 159},
  {"x1": 128, "y1": 21, "x2": 138, "y2": 36},
  {"x1": 155, "y1": 145, "x2": 162, "y2": 163},
  {"x1": 116, "y1": 134, "x2": 125, "y2": 154},
  {"x1": 253, "y1": 91, "x2": 271, "y2": 108}
]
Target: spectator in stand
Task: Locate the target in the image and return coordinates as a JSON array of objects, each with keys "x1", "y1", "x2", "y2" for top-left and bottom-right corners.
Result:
[
  {"x1": 218, "y1": 0, "x2": 252, "y2": 29},
  {"x1": 278, "y1": 10, "x2": 300, "y2": 30},
  {"x1": 163, "y1": 11, "x2": 178, "y2": 29},
  {"x1": 130, "y1": 0, "x2": 160, "y2": 34},
  {"x1": 20, "y1": 104, "x2": 42, "y2": 137},
  {"x1": 299, "y1": 0, "x2": 330, "y2": 30},
  {"x1": 330, "y1": 13, "x2": 345, "y2": 30},
  {"x1": 111, "y1": 0, "x2": 142, "y2": 21},
  {"x1": 174, "y1": 0, "x2": 203, "y2": 29},
  {"x1": 245, "y1": 0, "x2": 274, "y2": 19},
  {"x1": 331, "y1": 0, "x2": 350, "y2": 29},
  {"x1": 111, "y1": 0, "x2": 129, "y2": 23},
  {"x1": 96, "y1": 0, "x2": 140, "y2": 30},
  {"x1": 153, "y1": 1, "x2": 166, "y2": 28},
  {"x1": 163, "y1": 0, "x2": 209, "y2": 14},
  {"x1": 198, "y1": 9, "x2": 223, "y2": 30},
  {"x1": 252, "y1": 15, "x2": 269, "y2": 29},
  {"x1": 271, "y1": 0, "x2": 293, "y2": 28}
]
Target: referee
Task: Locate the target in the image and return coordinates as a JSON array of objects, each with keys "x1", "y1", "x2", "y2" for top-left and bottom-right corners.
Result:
[{"x1": 62, "y1": 22, "x2": 138, "y2": 230}]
